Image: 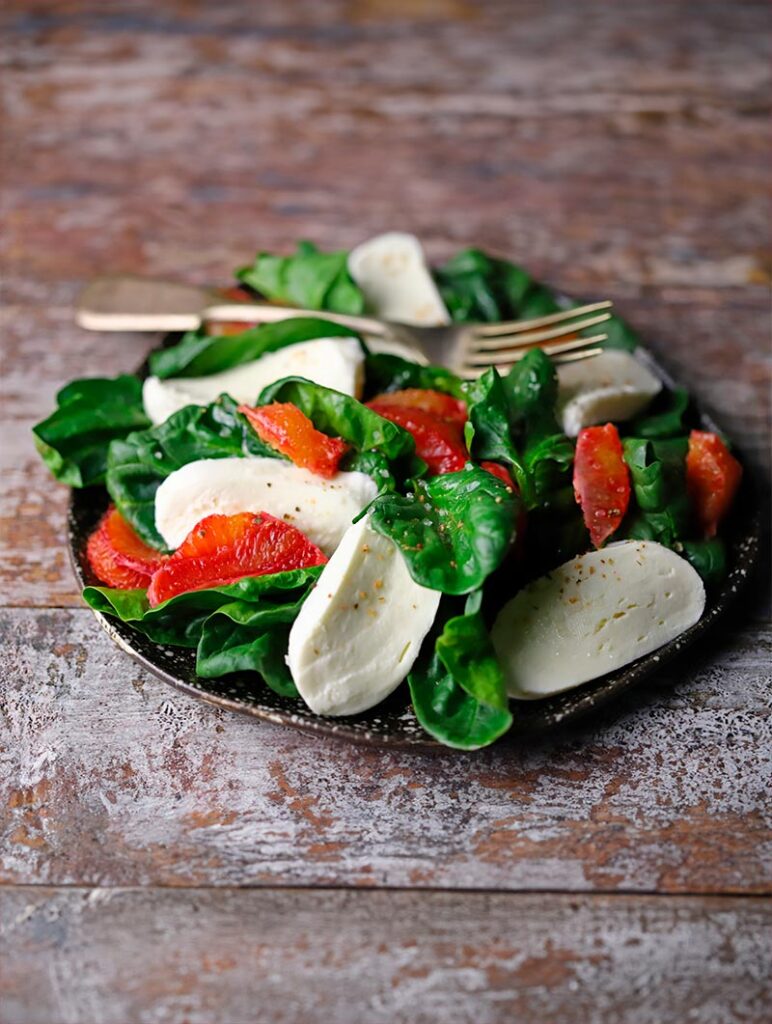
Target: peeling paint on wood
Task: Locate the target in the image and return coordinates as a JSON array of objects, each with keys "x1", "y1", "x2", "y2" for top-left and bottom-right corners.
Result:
[
  {"x1": 1, "y1": 609, "x2": 770, "y2": 891},
  {"x1": 1, "y1": 1, "x2": 770, "y2": 1018},
  {"x1": 1, "y1": 888, "x2": 770, "y2": 1024}
]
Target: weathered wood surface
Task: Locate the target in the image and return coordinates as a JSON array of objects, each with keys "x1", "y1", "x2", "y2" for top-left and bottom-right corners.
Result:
[
  {"x1": 2, "y1": 607, "x2": 770, "y2": 890},
  {"x1": 1, "y1": 1, "x2": 770, "y2": 1020},
  {"x1": 2, "y1": 888, "x2": 770, "y2": 1024}
]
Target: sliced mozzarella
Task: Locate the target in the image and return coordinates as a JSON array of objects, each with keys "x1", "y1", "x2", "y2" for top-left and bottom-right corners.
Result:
[
  {"x1": 557, "y1": 349, "x2": 662, "y2": 437},
  {"x1": 142, "y1": 337, "x2": 365, "y2": 425},
  {"x1": 154, "y1": 456, "x2": 378, "y2": 553},
  {"x1": 491, "y1": 541, "x2": 705, "y2": 699},
  {"x1": 287, "y1": 514, "x2": 441, "y2": 716},
  {"x1": 348, "y1": 232, "x2": 450, "y2": 326}
]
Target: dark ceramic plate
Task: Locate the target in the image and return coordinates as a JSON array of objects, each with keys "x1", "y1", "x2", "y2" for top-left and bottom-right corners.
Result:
[{"x1": 68, "y1": 343, "x2": 761, "y2": 750}]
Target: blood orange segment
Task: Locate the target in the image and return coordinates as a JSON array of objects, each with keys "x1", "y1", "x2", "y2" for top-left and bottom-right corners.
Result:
[
  {"x1": 147, "y1": 511, "x2": 327, "y2": 607},
  {"x1": 87, "y1": 506, "x2": 167, "y2": 589},
  {"x1": 239, "y1": 402, "x2": 349, "y2": 479},
  {"x1": 367, "y1": 389, "x2": 468, "y2": 476},
  {"x1": 686, "y1": 430, "x2": 742, "y2": 538},
  {"x1": 573, "y1": 424, "x2": 631, "y2": 548},
  {"x1": 367, "y1": 389, "x2": 467, "y2": 426}
]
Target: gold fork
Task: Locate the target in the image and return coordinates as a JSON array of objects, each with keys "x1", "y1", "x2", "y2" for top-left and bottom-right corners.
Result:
[{"x1": 77, "y1": 275, "x2": 610, "y2": 376}]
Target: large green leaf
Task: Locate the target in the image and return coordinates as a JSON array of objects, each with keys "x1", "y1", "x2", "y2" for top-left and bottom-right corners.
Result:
[
  {"x1": 409, "y1": 595, "x2": 513, "y2": 751},
  {"x1": 83, "y1": 567, "x2": 322, "y2": 695},
  {"x1": 464, "y1": 360, "x2": 574, "y2": 509},
  {"x1": 149, "y1": 317, "x2": 360, "y2": 380},
  {"x1": 463, "y1": 368, "x2": 529, "y2": 500},
  {"x1": 434, "y1": 247, "x2": 637, "y2": 351},
  {"x1": 369, "y1": 466, "x2": 520, "y2": 594},
  {"x1": 435, "y1": 591, "x2": 509, "y2": 712},
  {"x1": 621, "y1": 436, "x2": 690, "y2": 548},
  {"x1": 237, "y1": 241, "x2": 365, "y2": 314},
  {"x1": 32, "y1": 375, "x2": 150, "y2": 488}
]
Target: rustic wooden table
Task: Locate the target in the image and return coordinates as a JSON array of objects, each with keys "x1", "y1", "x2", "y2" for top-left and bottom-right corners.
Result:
[{"x1": 1, "y1": 2, "x2": 770, "y2": 1022}]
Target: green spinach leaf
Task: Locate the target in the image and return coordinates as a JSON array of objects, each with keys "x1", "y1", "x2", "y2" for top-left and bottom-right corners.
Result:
[
  {"x1": 149, "y1": 317, "x2": 360, "y2": 380},
  {"x1": 682, "y1": 538, "x2": 727, "y2": 586},
  {"x1": 463, "y1": 368, "x2": 530, "y2": 500},
  {"x1": 83, "y1": 567, "x2": 322, "y2": 695},
  {"x1": 622, "y1": 437, "x2": 690, "y2": 547},
  {"x1": 237, "y1": 241, "x2": 365, "y2": 315},
  {"x1": 363, "y1": 352, "x2": 465, "y2": 400},
  {"x1": 464, "y1": 357, "x2": 574, "y2": 509},
  {"x1": 435, "y1": 590, "x2": 510, "y2": 712},
  {"x1": 628, "y1": 387, "x2": 690, "y2": 439},
  {"x1": 369, "y1": 466, "x2": 519, "y2": 594},
  {"x1": 33, "y1": 375, "x2": 150, "y2": 488},
  {"x1": 409, "y1": 593, "x2": 513, "y2": 751},
  {"x1": 434, "y1": 248, "x2": 638, "y2": 351}
]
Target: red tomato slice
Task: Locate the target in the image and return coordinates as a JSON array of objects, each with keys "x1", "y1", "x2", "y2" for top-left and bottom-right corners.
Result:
[
  {"x1": 147, "y1": 512, "x2": 327, "y2": 607},
  {"x1": 87, "y1": 506, "x2": 167, "y2": 589},
  {"x1": 239, "y1": 403, "x2": 349, "y2": 479},
  {"x1": 686, "y1": 430, "x2": 742, "y2": 538},
  {"x1": 367, "y1": 401, "x2": 467, "y2": 475},
  {"x1": 367, "y1": 389, "x2": 467, "y2": 426},
  {"x1": 573, "y1": 424, "x2": 631, "y2": 548}
]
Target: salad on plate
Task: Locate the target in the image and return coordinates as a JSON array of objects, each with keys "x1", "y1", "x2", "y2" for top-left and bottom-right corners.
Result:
[{"x1": 33, "y1": 234, "x2": 744, "y2": 749}]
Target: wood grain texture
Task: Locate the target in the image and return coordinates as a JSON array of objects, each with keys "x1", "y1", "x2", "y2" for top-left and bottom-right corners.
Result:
[
  {"x1": 2, "y1": 888, "x2": 770, "y2": 1024},
  {"x1": 1, "y1": 3, "x2": 770, "y2": 1020},
  {"x1": 2, "y1": 608, "x2": 770, "y2": 891}
]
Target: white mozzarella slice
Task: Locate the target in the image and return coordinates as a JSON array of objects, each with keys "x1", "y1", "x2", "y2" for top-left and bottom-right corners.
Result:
[
  {"x1": 287, "y1": 514, "x2": 441, "y2": 716},
  {"x1": 557, "y1": 349, "x2": 662, "y2": 437},
  {"x1": 154, "y1": 457, "x2": 378, "y2": 554},
  {"x1": 491, "y1": 541, "x2": 705, "y2": 700},
  {"x1": 348, "y1": 232, "x2": 450, "y2": 326},
  {"x1": 142, "y1": 337, "x2": 365, "y2": 425}
]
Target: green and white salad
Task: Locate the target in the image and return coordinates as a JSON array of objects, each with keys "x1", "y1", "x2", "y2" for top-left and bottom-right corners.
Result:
[{"x1": 33, "y1": 233, "x2": 742, "y2": 749}]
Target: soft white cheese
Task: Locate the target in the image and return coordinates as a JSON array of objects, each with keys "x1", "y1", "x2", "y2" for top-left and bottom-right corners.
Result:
[
  {"x1": 142, "y1": 337, "x2": 365, "y2": 425},
  {"x1": 491, "y1": 541, "x2": 705, "y2": 699},
  {"x1": 557, "y1": 349, "x2": 662, "y2": 437},
  {"x1": 348, "y1": 232, "x2": 450, "y2": 326},
  {"x1": 154, "y1": 457, "x2": 378, "y2": 553},
  {"x1": 287, "y1": 514, "x2": 441, "y2": 716}
]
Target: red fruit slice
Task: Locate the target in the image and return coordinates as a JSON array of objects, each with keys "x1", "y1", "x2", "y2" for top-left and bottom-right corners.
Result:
[
  {"x1": 147, "y1": 511, "x2": 327, "y2": 607},
  {"x1": 480, "y1": 461, "x2": 515, "y2": 490},
  {"x1": 367, "y1": 389, "x2": 467, "y2": 426},
  {"x1": 686, "y1": 430, "x2": 742, "y2": 538},
  {"x1": 239, "y1": 402, "x2": 349, "y2": 479},
  {"x1": 573, "y1": 424, "x2": 631, "y2": 548},
  {"x1": 367, "y1": 390, "x2": 468, "y2": 476},
  {"x1": 369, "y1": 403, "x2": 468, "y2": 475},
  {"x1": 87, "y1": 506, "x2": 167, "y2": 590}
]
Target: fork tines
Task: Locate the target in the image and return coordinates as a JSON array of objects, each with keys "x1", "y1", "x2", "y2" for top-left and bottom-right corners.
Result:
[{"x1": 466, "y1": 300, "x2": 612, "y2": 370}]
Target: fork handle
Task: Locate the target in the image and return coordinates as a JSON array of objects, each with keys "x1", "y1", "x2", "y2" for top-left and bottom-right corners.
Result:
[{"x1": 202, "y1": 303, "x2": 388, "y2": 337}]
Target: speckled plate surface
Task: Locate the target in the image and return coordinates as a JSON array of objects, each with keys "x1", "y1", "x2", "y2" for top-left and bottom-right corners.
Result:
[{"x1": 68, "y1": 344, "x2": 761, "y2": 750}]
